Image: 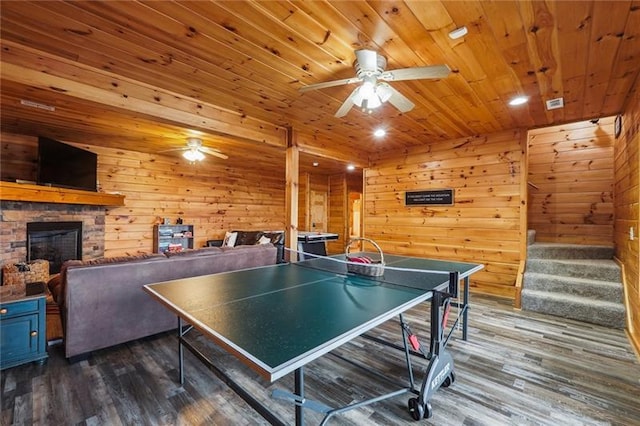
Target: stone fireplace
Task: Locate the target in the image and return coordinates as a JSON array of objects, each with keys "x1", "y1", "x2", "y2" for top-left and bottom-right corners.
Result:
[{"x1": 0, "y1": 201, "x2": 105, "y2": 280}]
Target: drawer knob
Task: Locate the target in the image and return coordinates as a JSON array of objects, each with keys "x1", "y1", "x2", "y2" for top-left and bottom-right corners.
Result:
[
  {"x1": 30, "y1": 331, "x2": 38, "y2": 337},
  {"x1": 0, "y1": 308, "x2": 7, "y2": 315}
]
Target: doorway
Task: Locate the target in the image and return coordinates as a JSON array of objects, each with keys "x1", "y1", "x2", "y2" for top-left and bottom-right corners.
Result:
[{"x1": 309, "y1": 190, "x2": 327, "y2": 232}]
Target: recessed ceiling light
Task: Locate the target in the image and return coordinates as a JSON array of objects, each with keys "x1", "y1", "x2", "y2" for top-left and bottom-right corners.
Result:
[
  {"x1": 312, "y1": 162, "x2": 319, "y2": 167},
  {"x1": 448, "y1": 26, "x2": 468, "y2": 40},
  {"x1": 509, "y1": 96, "x2": 529, "y2": 106},
  {"x1": 373, "y1": 128, "x2": 386, "y2": 137},
  {"x1": 346, "y1": 164, "x2": 355, "y2": 171}
]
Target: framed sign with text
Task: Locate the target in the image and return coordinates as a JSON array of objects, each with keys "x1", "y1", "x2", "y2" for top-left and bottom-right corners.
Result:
[{"x1": 405, "y1": 189, "x2": 454, "y2": 206}]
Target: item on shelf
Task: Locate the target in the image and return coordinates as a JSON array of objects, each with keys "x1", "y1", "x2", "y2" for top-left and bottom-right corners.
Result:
[{"x1": 167, "y1": 243, "x2": 183, "y2": 253}]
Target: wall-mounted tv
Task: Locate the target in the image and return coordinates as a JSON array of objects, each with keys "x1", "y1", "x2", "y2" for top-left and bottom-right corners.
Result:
[{"x1": 37, "y1": 137, "x2": 97, "y2": 192}]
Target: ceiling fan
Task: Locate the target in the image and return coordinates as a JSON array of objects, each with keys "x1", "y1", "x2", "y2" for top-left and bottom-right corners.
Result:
[
  {"x1": 299, "y1": 49, "x2": 451, "y2": 117},
  {"x1": 162, "y1": 137, "x2": 228, "y2": 162}
]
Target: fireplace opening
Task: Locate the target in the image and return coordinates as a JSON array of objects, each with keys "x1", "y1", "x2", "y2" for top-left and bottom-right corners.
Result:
[{"x1": 27, "y1": 221, "x2": 83, "y2": 274}]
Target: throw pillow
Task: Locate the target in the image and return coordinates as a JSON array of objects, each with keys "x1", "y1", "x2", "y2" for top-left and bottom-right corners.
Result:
[
  {"x1": 257, "y1": 235, "x2": 271, "y2": 245},
  {"x1": 223, "y1": 231, "x2": 238, "y2": 247}
]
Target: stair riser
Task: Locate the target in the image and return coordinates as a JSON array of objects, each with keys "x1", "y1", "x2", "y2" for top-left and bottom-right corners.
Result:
[
  {"x1": 526, "y1": 261, "x2": 621, "y2": 282},
  {"x1": 522, "y1": 274, "x2": 623, "y2": 303},
  {"x1": 521, "y1": 292, "x2": 626, "y2": 329},
  {"x1": 527, "y1": 230, "x2": 536, "y2": 246},
  {"x1": 527, "y1": 246, "x2": 614, "y2": 260}
]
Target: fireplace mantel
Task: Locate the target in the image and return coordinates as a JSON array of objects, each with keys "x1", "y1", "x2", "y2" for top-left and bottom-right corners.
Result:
[{"x1": 0, "y1": 181, "x2": 125, "y2": 206}]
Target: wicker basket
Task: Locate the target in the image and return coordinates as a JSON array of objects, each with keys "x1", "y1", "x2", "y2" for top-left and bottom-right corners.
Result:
[
  {"x1": 2, "y1": 259, "x2": 50, "y2": 287},
  {"x1": 345, "y1": 238, "x2": 385, "y2": 277}
]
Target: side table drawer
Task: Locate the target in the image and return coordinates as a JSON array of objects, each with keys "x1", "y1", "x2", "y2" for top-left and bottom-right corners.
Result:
[{"x1": 0, "y1": 299, "x2": 39, "y2": 318}]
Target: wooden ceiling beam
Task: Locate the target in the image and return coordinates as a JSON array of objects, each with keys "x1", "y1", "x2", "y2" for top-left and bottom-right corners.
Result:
[{"x1": 1, "y1": 41, "x2": 287, "y2": 149}]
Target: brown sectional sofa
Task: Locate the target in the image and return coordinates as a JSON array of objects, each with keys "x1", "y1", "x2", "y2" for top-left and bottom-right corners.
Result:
[{"x1": 48, "y1": 244, "x2": 278, "y2": 360}]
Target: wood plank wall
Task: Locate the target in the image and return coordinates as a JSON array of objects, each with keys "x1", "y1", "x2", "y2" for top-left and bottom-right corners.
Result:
[
  {"x1": 298, "y1": 173, "x2": 309, "y2": 231},
  {"x1": 0, "y1": 133, "x2": 286, "y2": 256},
  {"x1": 614, "y1": 87, "x2": 640, "y2": 353},
  {"x1": 327, "y1": 175, "x2": 347, "y2": 255},
  {"x1": 527, "y1": 118, "x2": 615, "y2": 245},
  {"x1": 365, "y1": 130, "x2": 526, "y2": 298}
]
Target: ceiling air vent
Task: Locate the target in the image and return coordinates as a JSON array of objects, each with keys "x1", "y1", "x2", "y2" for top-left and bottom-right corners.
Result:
[
  {"x1": 20, "y1": 99, "x2": 55, "y2": 112},
  {"x1": 545, "y1": 97, "x2": 564, "y2": 110}
]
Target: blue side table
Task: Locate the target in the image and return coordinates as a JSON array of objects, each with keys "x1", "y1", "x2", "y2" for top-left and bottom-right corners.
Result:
[{"x1": 1, "y1": 291, "x2": 48, "y2": 370}]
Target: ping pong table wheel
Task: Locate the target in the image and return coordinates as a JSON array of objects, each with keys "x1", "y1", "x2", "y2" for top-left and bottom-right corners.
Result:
[
  {"x1": 442, "y1": 371, "x2": 456, "y2": 388},
  {"x1": 408, "y1": 398, "x2": 429, "y2": 420}
]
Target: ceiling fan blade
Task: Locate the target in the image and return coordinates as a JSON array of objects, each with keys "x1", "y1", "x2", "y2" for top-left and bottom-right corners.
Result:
[
  {"x1": 355, "y1": 49, "x2": 378, "y2": 71},
  {"x1": 380, "y1": 64, "x2": 451, "y2": 81},
  {"x1": 200, "y1": 147, "x2": 228, "y2": 159},
  {"x1": 335, "y1": 87, "x2": 360, "y2": 117},
  {"x1": 384, "y1": 84, "x2": 415, "y2": 113},
  {"x1": 299, "y1": 77, "x2": 361, "y2": 92}
]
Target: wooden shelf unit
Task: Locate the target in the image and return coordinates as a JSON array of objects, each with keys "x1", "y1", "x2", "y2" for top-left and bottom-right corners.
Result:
[{"x1": 153, "y1": 224, "x2": 194, "y2": 253}]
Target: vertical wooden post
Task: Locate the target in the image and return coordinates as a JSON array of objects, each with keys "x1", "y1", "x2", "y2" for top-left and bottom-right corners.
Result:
[
  {"x1": 515, "y1": 129, "x2": 529, "y2": 309},
  {"x1": 285, "y1": 128, "x2": 299, "y2": 262}
]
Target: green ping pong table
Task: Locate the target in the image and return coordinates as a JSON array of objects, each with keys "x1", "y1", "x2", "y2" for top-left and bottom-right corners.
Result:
[{"x1": 144, "y1": 253, "x2": 483, "y2": 425}]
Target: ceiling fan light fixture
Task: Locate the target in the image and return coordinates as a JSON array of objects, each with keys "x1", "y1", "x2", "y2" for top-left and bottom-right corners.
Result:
[
  {"x1": 363, "y1": 94, "x2": 382, "y2": 111},
  {"x1": 301, "y1": 48, "x2": 450, "y2": 117},
  {"x1": 183, "y1": 149, "x2": 205, "y2": 162}
]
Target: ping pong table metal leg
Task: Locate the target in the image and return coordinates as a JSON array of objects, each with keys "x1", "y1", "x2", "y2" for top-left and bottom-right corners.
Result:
[
  {"x1": 409, "y1": 290, "x2": 456, "y2": 420},
  {"x1": 462, "y1": 276, "x2": 470, "y2": 340},
  {"x1": 295, "y1": 367, "x2": 304, "y2": 426},
  {"x1": 178, "y1": 317, "x2": 185, "y2": 385}
]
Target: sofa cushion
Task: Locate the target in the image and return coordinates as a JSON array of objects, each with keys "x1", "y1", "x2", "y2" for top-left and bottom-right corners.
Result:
[
  {"x1": 64, "y1": 253, "x2": 166, "y2": 268},
  {"x1": 257, "y1": 235, "x2": 271, "y2": 245},
  {"x1": 164, "y1": 246, "x2": 223, "y2": 258},
  {"x1": 262, "y1": 231, "x2": 284, "y2": 245},
  {"x1": 223, "y1": 231, "x2": 238, "y2": 247},
  {"x1": 47, "y1": 273, "x2": 63, "y2": 304},
  {"x1": 233, "y1": 230, "x2": 264, "y2": 246}
]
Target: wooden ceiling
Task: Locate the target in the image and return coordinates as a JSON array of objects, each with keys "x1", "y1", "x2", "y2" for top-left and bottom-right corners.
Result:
[{"x1": 1, "y1": 1, "x2": 639, "y2": 174}]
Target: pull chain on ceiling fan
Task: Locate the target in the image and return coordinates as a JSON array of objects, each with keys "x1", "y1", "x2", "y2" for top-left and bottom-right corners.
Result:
[{"x1": 300, "y1": 49, "x2": 451, "y2": 117}]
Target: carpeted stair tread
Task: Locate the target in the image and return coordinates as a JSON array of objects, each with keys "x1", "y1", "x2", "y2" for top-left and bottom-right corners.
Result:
[
  {"x1": 520, "y1": 290, "x2": 626, "y2": 328},
  {"x1": 522, "y1": 272, "x2": 623, "y2": 302},
  {"x1": 527, "y1": 243, "x2": 614, "y2": 260},
  {"x1": 525, "y1": 258, "x2": 621, "y2": 282}
]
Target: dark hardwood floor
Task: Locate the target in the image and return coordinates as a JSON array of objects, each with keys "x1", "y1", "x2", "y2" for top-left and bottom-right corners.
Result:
[{"x1": 2, "y1": 294, "x2": 639, "y2": 425}]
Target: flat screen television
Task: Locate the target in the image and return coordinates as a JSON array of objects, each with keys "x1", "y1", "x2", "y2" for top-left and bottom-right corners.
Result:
[{"x1": 37, "y1": 137, "x2": 98, "y2": 192}]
